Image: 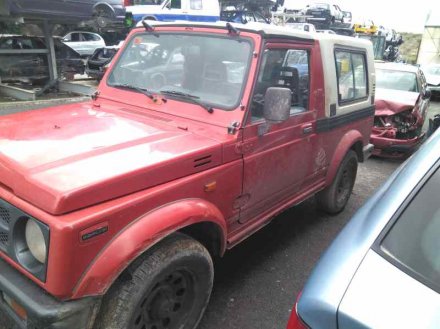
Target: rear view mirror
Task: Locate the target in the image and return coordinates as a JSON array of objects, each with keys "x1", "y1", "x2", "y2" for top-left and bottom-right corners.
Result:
[{"x1": 263, "y1": 87, "x2": 291, "y2": 123}]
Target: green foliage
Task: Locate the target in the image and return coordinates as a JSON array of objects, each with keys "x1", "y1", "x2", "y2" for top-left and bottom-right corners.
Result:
[{"x1": 398, "y1": 32, "x2": 422, "y2": 64}]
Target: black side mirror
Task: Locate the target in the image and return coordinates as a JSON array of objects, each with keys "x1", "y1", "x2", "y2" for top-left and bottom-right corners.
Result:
[
  {"x1": 263, "y1": 87, "x2": 291, "y2": 123},
  {"x1": 423, "y1": 88, "x2": 432, "y2": 99}
]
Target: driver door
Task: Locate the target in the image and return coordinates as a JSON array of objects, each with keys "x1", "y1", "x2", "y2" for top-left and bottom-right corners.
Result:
[{"x1": 239, "y1": 45, "x2": 321, "y2": 224}]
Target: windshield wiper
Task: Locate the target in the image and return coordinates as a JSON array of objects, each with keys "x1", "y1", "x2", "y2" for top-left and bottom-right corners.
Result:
[
  {"x1": 160, "y1": 90, "x2": 214, "y2": 114},
  {"x1": 112, "y1": 83, "x2": 155, "y2": 100}
]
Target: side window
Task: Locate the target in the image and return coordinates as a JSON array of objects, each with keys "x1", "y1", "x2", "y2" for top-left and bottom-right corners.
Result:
[
  {"x1": 335, "y1": 50, "x2": 368, "y2": 103},
  {"x1": 378, "y1": 168, "x2": 440, "y2": 293},
  {"x1": 63, "y1": 34, "x2": 72, "y2": 42},
  {"x1": 71, "y1": 33, "x2": 81, "y2": 42},
  {"x1": 170, "y1": 0, "x2": 181, "y2": 9},
  {"x1": 190, "y1": 0, "x2": 202, "y2": 10},
  {"x1": 251, "y1": 48, "x2": 310, "y2": 121}
]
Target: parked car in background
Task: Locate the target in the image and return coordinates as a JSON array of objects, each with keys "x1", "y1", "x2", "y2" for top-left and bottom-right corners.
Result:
[
  {"x1": 304, "y1": 3, "x2": 345, "y2": 25},
  {"x1": 353, "y1": 19, "x2": 378, "y2": 34},
  {"x1": 220, "y1": 10, "x2": 269, "y2": 24},
  {"x1": 423, "y1": 64, "x2": 440, "y2": 99},
  {"x1": 371, "y1": 62, "x2": 431, "y2": 157},
  {"x1": 287, "y1": 127, "x2": 440, "y2": 329},
  {"x1": 62, "y1": 31, "x2": 106, "y2": 57},
  {"x1": 86, "y1": 41, "x2": 123, "y2": 80},
  {"x1": 0, "y1": 35, "x2": 84, "y2": 83},
  {"x1": 125, "y1": 0, "x2": 220, "y2": 25},
  {"x1": 286, "y1": 22, "x2": 316, "y2": 32},
  {"x1": 342, "y1": 10, "x2": 351, "y2": 23},
  {"x1": 1, "y1": 0, "x2": 126, "y2": 28}
]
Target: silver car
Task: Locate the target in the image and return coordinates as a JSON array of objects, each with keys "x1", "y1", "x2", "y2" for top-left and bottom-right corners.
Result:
[
  {"x1": 62, "y1": 31, "x2": 106, "y2": 57},
  {"x1": 288, "y1": 128, "x2": 440, "y2": 328}
]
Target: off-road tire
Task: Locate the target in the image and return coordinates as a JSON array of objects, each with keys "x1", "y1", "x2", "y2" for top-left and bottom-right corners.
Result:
[
  {"x1": 317, "y1": 150, "x2": 358, "y2": 214},
  {"x1": 95, "y1": 233, "x2": 214, "y2": 329}
]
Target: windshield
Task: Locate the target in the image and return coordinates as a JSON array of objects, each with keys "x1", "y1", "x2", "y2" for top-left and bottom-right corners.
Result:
[
  {"x1": 376, "y1": 69, "x2": 418, "y2": 92},
  {"x1": 107, "y1": 32, "x2": 252, "y2": 110}
]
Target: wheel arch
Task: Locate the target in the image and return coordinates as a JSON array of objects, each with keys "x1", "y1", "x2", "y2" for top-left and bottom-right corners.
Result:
[
  {"x1": 325, "y1": 130, "x2": 363, "y2": 186},
  {"x1": 93, "y1": 2, "x2": 115, "y2": 15},
  {"x1": 71, "y1": 199, "x2": 227, "y2": 299}
]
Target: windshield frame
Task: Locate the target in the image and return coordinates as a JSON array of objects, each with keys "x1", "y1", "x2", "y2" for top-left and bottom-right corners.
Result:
[{"x1": 106, "y1": 31, "x2": 254, "y2": 112}]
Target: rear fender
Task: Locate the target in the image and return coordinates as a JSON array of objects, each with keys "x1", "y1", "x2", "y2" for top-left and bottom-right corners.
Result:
[
  {"x1": 325, "y1": 130, "x2": 363, "y2": 185},
  {"x1": 72, "y1": 198, "x2": 226, "y2": 299}
]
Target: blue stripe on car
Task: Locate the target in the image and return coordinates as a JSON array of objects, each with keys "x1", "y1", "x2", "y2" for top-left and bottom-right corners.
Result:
[{"x1": 133, "y1": 13, "x2": 219, "y2": 23}]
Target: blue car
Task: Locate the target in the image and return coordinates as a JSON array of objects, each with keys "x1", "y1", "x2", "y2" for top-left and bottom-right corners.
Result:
[{"x1": 288, "y1": 128, "x2": 440, "y2": 328}]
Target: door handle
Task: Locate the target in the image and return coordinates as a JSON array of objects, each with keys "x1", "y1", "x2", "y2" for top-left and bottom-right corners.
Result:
[{"x1": 302, "y1": 123, "x2": 313, "y2": 135}]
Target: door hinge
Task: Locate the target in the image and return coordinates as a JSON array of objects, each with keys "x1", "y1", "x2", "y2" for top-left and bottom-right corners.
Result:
[{"x1": 235, "y1": 141, "x2": 254, "y2": 155}]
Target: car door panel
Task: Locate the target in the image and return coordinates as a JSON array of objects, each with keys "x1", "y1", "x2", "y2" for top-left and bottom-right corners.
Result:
[{"x1": 239, "y1": 45, "x2": 322, "y2": 224}]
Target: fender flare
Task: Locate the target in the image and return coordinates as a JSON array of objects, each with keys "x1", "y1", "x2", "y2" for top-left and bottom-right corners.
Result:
[
  {"x1": 72, "y1": 199, "x2": 227, "y2": 299},
  {"x1": 325, "y1": 130, "x2": 363, "y2": 186}
]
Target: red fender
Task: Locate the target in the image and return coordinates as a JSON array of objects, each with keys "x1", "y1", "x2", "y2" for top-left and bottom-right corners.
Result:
[
  {"x1": 325, "y1": 130, "x2": 363, "y2": 185},
  {"x1": 72, "y1": 199, "x2": 227, "y2": 298}
]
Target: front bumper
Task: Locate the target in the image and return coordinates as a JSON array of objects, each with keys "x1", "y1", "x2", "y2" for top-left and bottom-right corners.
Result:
[
  {"x1": 0, "y1": 258, "x2": 100, "y2": 329},
  {"x1": 370, "y1": 133, "x2": 424, "y2": 157}
]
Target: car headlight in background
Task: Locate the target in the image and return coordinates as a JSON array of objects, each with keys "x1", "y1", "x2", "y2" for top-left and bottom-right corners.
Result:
[{"x1": 25, "y1": 219, "x2": 47, "y2": 264}]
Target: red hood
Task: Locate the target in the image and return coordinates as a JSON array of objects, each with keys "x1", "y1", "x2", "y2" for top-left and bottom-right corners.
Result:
[
  {"x1": 374, "y1": 89, "x2": 419, "y2": 116},
  {"x1": 0, "y1": 103, "x2": 221, "y2": 215}
]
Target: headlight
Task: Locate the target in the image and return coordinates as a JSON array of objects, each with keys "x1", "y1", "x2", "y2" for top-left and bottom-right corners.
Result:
[{"x1": 25, "y1": 219, "x2": 47, "y2": 264}]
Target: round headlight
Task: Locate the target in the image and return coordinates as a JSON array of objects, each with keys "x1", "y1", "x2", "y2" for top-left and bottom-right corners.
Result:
[{"x1": 25, "y1": 219, "x2": 47, "y2": 264}]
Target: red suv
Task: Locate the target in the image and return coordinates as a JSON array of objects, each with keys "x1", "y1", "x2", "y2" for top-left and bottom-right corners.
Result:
[{"x1": 0, "y1": 22, "x2": 374, "y2": 329}]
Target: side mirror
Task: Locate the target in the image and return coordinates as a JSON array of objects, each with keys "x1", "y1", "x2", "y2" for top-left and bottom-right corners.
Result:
[
  {"x1": 423, "y1": 88, "x2": 432, "y2": 99},
  {"x1": 263, "y1": 87, "x2": 291, "y2": 123}
]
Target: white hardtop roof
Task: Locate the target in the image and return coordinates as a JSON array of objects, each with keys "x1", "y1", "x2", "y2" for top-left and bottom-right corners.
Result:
[{"x1": 135, "y1": 20, "x2": 369, "y2": 45}]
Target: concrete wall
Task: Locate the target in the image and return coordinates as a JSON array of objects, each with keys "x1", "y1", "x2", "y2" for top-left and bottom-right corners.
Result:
[{"x1": 417, "y1": 26, "x2": 440, "y2": 65}]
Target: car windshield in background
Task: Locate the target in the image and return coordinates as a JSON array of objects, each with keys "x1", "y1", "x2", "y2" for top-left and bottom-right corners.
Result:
[
  {"x1": 424, "y1": 66, "x2": 440, "y2": 75},
  {"x1": 107, "y1": 33, "x2": 252, "y2": 110},
  {"x1": 380, "y1": 168, "x2": 440, "y2": 293},
  {"x1": 376, "y1": 69, "x2": 418, "y2": 92}
]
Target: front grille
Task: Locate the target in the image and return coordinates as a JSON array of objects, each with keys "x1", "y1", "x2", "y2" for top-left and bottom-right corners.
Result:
[
  {"x1": 0, "y1": 206, "x2": 10, "y2": 225},
  {"x1": 0, "y1": 232, "x2": 8, "y2": 247},
  {"x1": 0, "y1": 199, "x2": 30, "y2": 254}
]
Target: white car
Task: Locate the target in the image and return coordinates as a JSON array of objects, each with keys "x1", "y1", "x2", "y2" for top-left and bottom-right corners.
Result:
[
  {"x1": 423, "y1": 64, "x2": 440, "y2": 98},
  {"x1": 62, "y1": 31, "x2": 106, "y2": 57}
]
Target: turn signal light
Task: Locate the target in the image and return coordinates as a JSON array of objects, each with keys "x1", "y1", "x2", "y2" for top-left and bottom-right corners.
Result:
[{"x1": 2, "y1": 292, "x2": 27, "y2": 320}]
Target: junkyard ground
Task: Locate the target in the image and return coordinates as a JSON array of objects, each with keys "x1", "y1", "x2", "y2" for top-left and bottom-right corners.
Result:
[{"x1": 1, "y1": 100, "x2": 439, "y2": 329}]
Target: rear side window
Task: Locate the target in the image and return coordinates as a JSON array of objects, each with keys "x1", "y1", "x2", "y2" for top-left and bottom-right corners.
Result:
[
  {"x1": 335, "y1": 50, "x2": 368, "y2": 104},
  {"x1": 379, "y1": 168, "x2": 440, "y2": 293}
]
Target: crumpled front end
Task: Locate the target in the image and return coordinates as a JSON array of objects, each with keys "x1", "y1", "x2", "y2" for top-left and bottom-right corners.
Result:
[{"x1": 371, "y1": 99, "x2": 425, "y2": 158}]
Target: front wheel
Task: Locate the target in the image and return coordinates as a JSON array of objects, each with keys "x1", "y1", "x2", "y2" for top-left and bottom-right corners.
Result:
[
  {"x1": 95, "y1": 233, "x2": 214, "y2": 329},
  {"x1": 317, "y1": 150, "x2": 358, "y2": 214}
]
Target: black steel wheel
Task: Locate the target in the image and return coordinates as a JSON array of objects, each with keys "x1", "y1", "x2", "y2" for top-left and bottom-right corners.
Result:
[
  {"x1": 95, "y1": 233, "x2": 214, "y2": 329},
  {"x1": 317, "y1": 150, "x2": 358, "y2": 214},
  {"x1": 131, "y1": 270, "x2": 195, "y2": 329}
]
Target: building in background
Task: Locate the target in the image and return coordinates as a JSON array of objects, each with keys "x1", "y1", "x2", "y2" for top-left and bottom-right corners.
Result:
[{"x1": 417, "y1": 9, "x2": 440, "y2": 65}]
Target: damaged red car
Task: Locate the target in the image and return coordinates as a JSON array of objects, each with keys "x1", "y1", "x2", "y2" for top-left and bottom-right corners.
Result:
[{"x1": 371, "y1": 62, "x2": 431, "y2": 157}]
